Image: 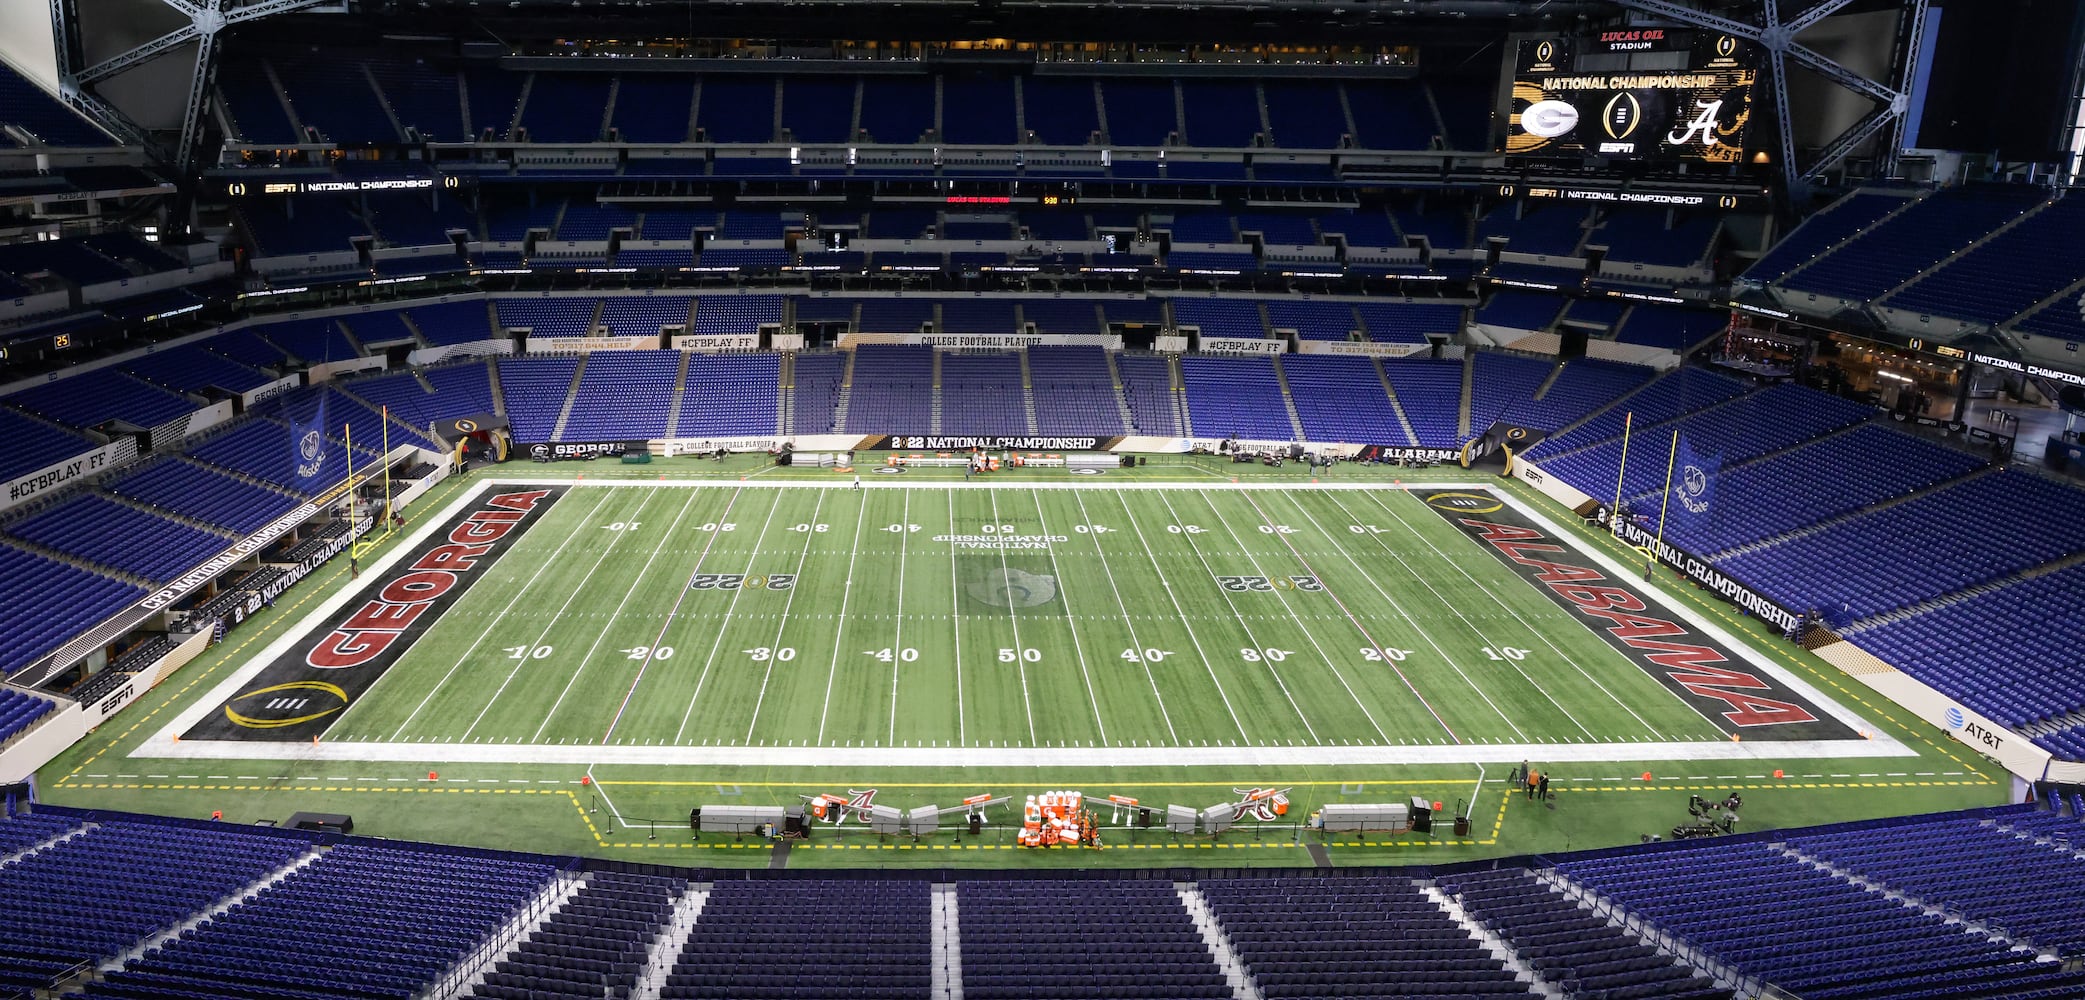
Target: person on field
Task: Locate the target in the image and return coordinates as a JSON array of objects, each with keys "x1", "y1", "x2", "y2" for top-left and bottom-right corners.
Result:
[{"x1": 1526, "y1": 768, "x2": 1540, "y2": 800}]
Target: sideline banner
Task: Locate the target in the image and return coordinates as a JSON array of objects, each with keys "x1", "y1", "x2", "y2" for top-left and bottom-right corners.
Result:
[
  {"x1": 2, "y1": 439, "x2": 137, "y2": 513},
  {"x1": 858, "y1": 435, "x2": 1122, "y2": 452}
]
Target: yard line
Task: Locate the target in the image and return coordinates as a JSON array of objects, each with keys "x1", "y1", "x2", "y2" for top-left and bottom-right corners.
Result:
[
  {"x1": 815, "y1": 487, "x2": 872, "y2": 742},
  {"x1": 668, "y1": 489, "x2": 786, "y2": 744},
  {"x1": 1150, "y1": 489, "x2": 1320, "y2": 744},
  {"x1": 1194, "y1": 490, "x2": 1390, "y2": 745},
  {"x1": 1263, "y1": 489, "x2": 1517, "y2": 741},
  {"x1": 530, "y1": 487, "x2": 706, "y2": 742},
  {"x1": 1069, "y1": 487, "x2": 1178, "y2": 745},
  {"x1": 887, "y1": 490, "x2": 910, "y2": 745},
  {"x1": 1110, "y1": 490, "x2": 1248, "y2": 743},
  {"x1": 460, "y1": 490, "x2": 668, "y2": 740},
  {"x1": 986, "y1": 488, "x2": 1038, "y2": 746},
  {"x1": 737, "y1": 490, "x2": 828, "y2": 743},
  {"x1": 948, "y1": 489, "x2": 966, "y2": 745},
  {"x1": 386, "y1": 489, "x2": 616, "y2": 741},
  {"x1": 1348, "y1": 489, "x2": 1671, "y2": 738},
  {"x1": 1027, "y1": 488, "x2": 1108, "y2": 746},
  {"x1": 599, "y1": 486, "x2": 751, "y2": 745},
  {"x1": 1320, "y1": 490, "x2": 1592, "y2": 739}
]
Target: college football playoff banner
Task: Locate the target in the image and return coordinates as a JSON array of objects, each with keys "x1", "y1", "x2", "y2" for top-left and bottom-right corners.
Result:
[
  {"x1": 1500, "y1": 31, "x2": 1757, "y2": 163},
  {"x1": 857, "y1": 435, "x2": 1124, "y2": 452}
]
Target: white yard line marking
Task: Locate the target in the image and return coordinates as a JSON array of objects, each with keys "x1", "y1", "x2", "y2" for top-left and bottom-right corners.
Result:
[
  {"x1": 1308, "y1": 490, "x2": 1591, "y2": 739},
  {"x1": 1272, "y1": 488, "x2": 1526, "y2": 741},
  {"x1": 1069, "y1": 486, "x2": 1178, "y2": 745},
  {"x1": 1112, "y1": 489, "x2": 1248, "y2": 743},
  {"x1": 986, "y1": 488, "x2": 1039, "y2": 745},
  {"x1": 601, "y1": 487, "x2": 750, "y2": 745},
  {"x1": 1198, "y1": 489, "x2": 1391, "y2": 745},
  {"x1": 1152, "y1": 489, "x2": 1320, "y2": 743},
  {"x1": 461, "y1": 491, "x2": 665, "y2": 741},
  {"x1": 948, "y1": 489, "x2": 966, "y2": 746},
  {"x1": 815, "y1": 487, "x2": 871, "y2": 743},
  {"x1": 737, "y1": 490, "x2": 827, "y2": 742},
  {"x1": 388, "y1": 489, "x2": 617, "y2": 741},
  {"x1": 136, "y1": 735, "x2": 1921, "y2": 767},
  {"x1": 1028, "y1": 488, "x2": 1108, "y2": 746},
  {"x1": 887, "y1": 490, "x2": 910, "y2": 746},
  {"x1": 671, "y1": 490, "x2": 785, "y2": 744},
  {"x1": 1349, "y1": 489, "x2": 1671, "y2": 739}
]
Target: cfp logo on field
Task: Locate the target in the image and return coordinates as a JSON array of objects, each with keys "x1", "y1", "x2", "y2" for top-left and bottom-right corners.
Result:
[
  {"x1": 1678, "y1": 463, "x2": 1711, "y2": 515},
  {"x1": 295, "y1": 429, "x2": 325, "y2": 479}
]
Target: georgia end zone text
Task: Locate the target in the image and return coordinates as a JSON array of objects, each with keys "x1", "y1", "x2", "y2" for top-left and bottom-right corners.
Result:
[
  {"x1": 185, "y1": 486, "x2": 568, "y2": 741},
  {"x1": 1420, "y1": 489, "x2": 1858, "y2": 742}
]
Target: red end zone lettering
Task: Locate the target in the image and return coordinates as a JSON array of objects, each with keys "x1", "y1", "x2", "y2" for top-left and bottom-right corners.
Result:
[
  {"x1": 1429, "y1": 497, "x2": 1855, "y2": 742},
  {"x1": 187, "y1": 485, "x2": 569, "y2": 742}
]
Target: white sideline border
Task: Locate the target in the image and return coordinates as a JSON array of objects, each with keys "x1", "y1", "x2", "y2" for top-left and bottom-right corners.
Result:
[{"x1": 139, "y1": 477, "x2": 1911, "y2": 767}]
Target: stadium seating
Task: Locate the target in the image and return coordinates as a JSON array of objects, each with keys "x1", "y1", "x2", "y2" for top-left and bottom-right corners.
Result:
[
  {"x1": 1720, "y1": 469, "x2": 2085, "y2": 625},
  {"x1": 787, "y1": 352, "x2": 846, "y2": 434},
  {"x1": 560, "y1": 350, "x2": 681, "y2": 441},
  {"x1": 1027, "y1": 346, "x2": 1126, "y2": 436},
  {"x1": 1380, "y1": 357, "x2": 1467, "y2": 447},
  {"x1": 845, "y1": 345, "x2": 933, "y2": 433},
  {"x1": 3, "y1": 369, "x2": 195, "y2": 432},
  {"x1": 1522, "y1": 367, "x2": 1749, "y2": 463},
  {"x1": 0, "y1": 62, "x2": 115, "y2": 147},
  {"x1": 1497, "y1": 358, "x2": 1655, "y2": 432},
  {"x1": 1743, "y1": 191, "x2": 1915, "y2": 285},
  {"x1": 0, "y1": 689, "x2": 57, "y2": 748},
  {"x1": 1595, "y1": 210, "x2": 1720, "y2": 268},
  {"x1": 0, "y1": 546, "x2": 145, "y2": 676},
  {"x1": 1438, "y1": 868, "x2": 1730, "y2": 1000},
  {"x1": 470, "y1": 872, "x2": 684, "y2": 1000},
  {"x1": 939, "y1": 352, "x2": 1027, "y2": 435},
  {"x1": 960, "y1": 880, "x2": 1230, "y2": 1000},
  {"x1": 1181, "y1": 356, "x2": 1295, "y2": 441},
  {"x1": 0, "y1": 411, "x2": 101, "y2": 485},
  {"x1": 105, "y1": 457, "x2": 303, "y2": 536},
  {"x1": 660, "y1": 880, "x2": 929, "y2": 1000},
  {"x1": 1356, "y1": 303, "x2": 1462, "y2": 344},
  {"x1": 1557, "y1": 833, "x2": 2085, "y2": 1000},
  {"x1": 5, "y1": 494, "x2": 227, "y2": 583},
  {"x1": 1117, "y1": 354, "x2": 1182, "y2": 436},
  {"x1": 1203, "y1": 875, "x2": 1530, "y2": 1000},
  {"x1": 1283, "y1": 355, "x2": 1408, "y2": 445},
  {"x1": 495, "y1": 357, "x2": 581, "y2": 443},
  {"x1": 676, "y1": 353, "x2": 779, "y2": 438},
  {"x1": 1778, "y1": 186, "x2": 2043, "y2": 300},
  {"x1": 0, "y1": 819, "x2": 309, "y2": 992}
]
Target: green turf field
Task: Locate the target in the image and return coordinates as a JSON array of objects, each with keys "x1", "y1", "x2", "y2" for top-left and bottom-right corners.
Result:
[
  {"x1": 36, "y1": 457, "x2": 2010, "y2": 867},
  {"x1": 302, "y1": 481, "x2": 1735, "y2": 752}
]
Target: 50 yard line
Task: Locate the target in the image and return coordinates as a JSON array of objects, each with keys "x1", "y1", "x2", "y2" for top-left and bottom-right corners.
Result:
[
  {"x1": 599, "y1": 486, "x2": 749, "y2": 746},
  {"x1": 987, "y1": 488, "x2": 1038, "y2": 746},
  {"x1": 1027, "y1": 488, "x2": 1107, "y2": 746},
  {"x1": 1069, "y1": 487, "x2": 1178, "y2": 745}
]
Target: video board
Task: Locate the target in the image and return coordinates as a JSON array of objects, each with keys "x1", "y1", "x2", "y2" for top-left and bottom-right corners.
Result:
[{"x1": 1498, "y1": 29, "x2": 1759, "y2": 163}]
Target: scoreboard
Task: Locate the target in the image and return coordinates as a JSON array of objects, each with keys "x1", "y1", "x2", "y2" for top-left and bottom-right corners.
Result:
[{"x1": 1497, "y1": 29, "x2": 1759, "y2": 164}]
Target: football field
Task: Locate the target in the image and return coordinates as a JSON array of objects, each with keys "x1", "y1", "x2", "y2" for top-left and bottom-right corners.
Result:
[{"x1": 160, "y1": 478, "x2": 1881, "y2": 765}]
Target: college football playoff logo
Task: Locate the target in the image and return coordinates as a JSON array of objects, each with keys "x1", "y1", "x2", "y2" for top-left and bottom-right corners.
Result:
[
  {"x1": 966, "y1": 568, "x2": 1058, "y2": 608},
  {"x1": 1603, "y1": 93, "x2": 1644, "y2": 139}
]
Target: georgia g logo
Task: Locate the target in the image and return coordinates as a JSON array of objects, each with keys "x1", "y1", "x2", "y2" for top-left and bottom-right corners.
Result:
[{"x1": 1521, "y1": 100, "x2": 1580, "y2": 139}]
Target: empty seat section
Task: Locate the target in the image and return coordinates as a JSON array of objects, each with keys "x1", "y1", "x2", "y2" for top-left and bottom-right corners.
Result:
[
  {"x1": 562, "y1": 350, "x2": 680, "y2": 441},
  {"x1": 1283, "y1": 355, "x2": 1408, "y2": 445},
  {"x1": 495, "y1": 357, "x2": 581, "y2": 443},
  {"x1": 1024, "y1": 76, "x2": 1100, "y2": 145},
  {"x1": 1264, "y1": 81, "x2": 1348, "y2": 148},
  {"x1": 939, "y1": 352, "x2": 1026, "y2": 435},
  {"x1": 676, "y1": 354, "x2": 779, "y2": 437},
  {"x1": 1379, "y1": 357, "x2": 1465, "y2": 447},
  {"x1": 857, "y1": 78, "x2": 935, "y2": 144},
  {"x1": 959, "y1": 881, "x2": 1229, "y2": 1000},
  {"x1": 1180, "y1": 81, "x2": 1260, "y2": 146},
  {"x1": 4, "y1": 368, "x2": 196, "y2": 431},
  {"x1": 1181, "y1": 356, "x2": 1293, "y2": 441},
  {"x1": 778, "y1": 77, "x2": 854, "y2": 143},
  {"x1": 7, "y1": 494, "x2": 227, "y2": 583},
  {"x1": 612, "y1": 76, "x2": 695, "y2": 143},
  {"x1": 1345, "y1": 80, "x2": 1438, "y2": 150},
  {"x1": 941, "y1": 73, "x2": 1017, "y2": 144},
  {"x1": 659, "y1": 880, "x2": 929, "y2": 1000},
  {"x1": 106, "y1": 458, "x2": 301, "y2": 535},
  {"x1": 844, "y1": 345, "x2": 932, "y2": 433},
  {"x1": 1100, "y1": 80, "x2": 1177, "y2": 145},
  {"x1": 788, "y1": 352, "x2": 846, "y2": 434},
  {"x1": 1116, "y1": 354, "x2": 1180, "y2": 435},
  {"x1": 1356, "y1": 303, "x2": 1460, "y2": 344}
]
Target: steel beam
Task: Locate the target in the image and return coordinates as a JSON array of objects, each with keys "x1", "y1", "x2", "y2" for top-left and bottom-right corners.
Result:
[
  {"x1": 76, "y1": 26, "x2": 201, "y2": 86},
  {"x1": 1785, "y1": 0, "x2": 1857, "y2": 37},
  {"x1": 1800, "y1": 104, "x2": 1896, "y2": 182}
]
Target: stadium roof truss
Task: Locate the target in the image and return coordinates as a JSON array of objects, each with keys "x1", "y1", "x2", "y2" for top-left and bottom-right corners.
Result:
[
  {"x1": 51, "y1": 0, "x2": 345, "y2": 173},
  {"x1": 1614, "y1": 0, "x2": 1927, "y2": 196}
]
